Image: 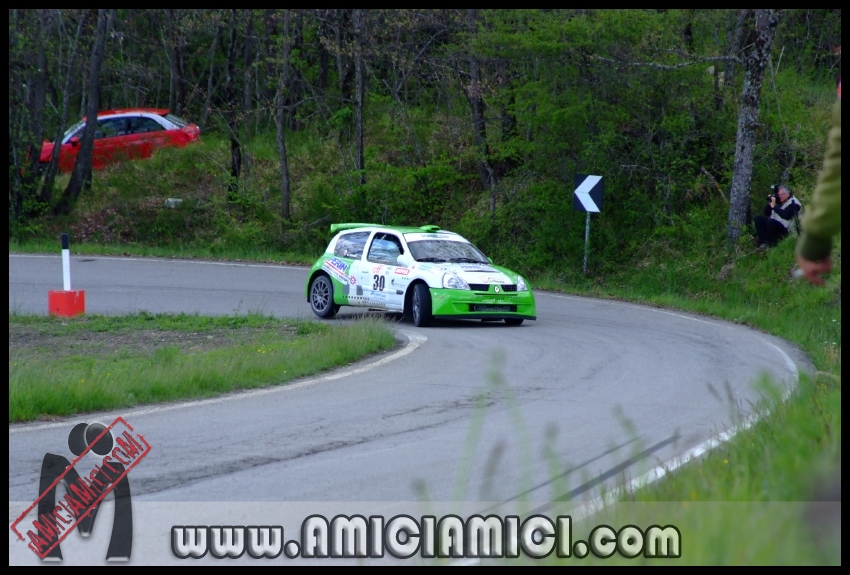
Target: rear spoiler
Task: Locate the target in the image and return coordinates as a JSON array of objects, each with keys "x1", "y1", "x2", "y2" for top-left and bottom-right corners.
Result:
[{"x1": 329, "y1": 223, "x2": 383, "y2": 233}]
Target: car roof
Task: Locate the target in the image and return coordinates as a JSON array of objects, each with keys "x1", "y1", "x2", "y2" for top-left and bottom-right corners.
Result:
[
  {"x1": 78, "y1": 109, "x2": 171, "y2": 123},
  {"x1": 330, "y1": 223, "x2": 456, "y2": 235},
  {"x1": 97, "y1": 108, "x2": 170, "y2": 117}
]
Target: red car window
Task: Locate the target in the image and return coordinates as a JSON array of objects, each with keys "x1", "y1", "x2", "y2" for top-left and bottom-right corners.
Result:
[
  {"x1": 95, "y1": 118, "x2": 129, "y2": 139},
  {"x1": 129, "y1": 117, "x2": 164, "y2": 134}
]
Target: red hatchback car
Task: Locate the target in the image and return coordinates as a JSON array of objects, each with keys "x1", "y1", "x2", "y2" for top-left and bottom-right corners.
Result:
[{"x1": 40, "y1": 108, "x2": 200, "y2": 172}]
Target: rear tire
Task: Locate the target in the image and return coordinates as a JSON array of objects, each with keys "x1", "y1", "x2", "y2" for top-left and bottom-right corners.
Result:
[
  {"x1": 310, "y1": 275, "x2": 338, "y2": 318},
  {"x1": 504, "y1": 318, "x2": 524, "y2": 326},
  {"x1": 411, "y1": 284, "x2": 433, "y2": 327}
]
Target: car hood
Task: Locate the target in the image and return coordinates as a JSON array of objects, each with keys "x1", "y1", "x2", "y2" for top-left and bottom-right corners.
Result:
[{"x1": 415, "y1": 262, "x2": 514, "y2": 284}]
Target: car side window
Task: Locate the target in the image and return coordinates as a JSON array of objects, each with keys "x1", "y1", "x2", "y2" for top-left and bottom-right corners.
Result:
[
  {"x1": 382, "y1": 233, "x2": 404, "y2": 255},
  {"x1": 95, "y1": 118, "x2": 129, "y2": 139},
  {"x1": 367, "y1": 233, "x2": 403, "y2": 265},
  {"x1": 94, "y1": 118, "x2": 127, "y2": 140},
  {"x1": 129, "y1": 117, "x2": 164, "y2": 134},
  {"x1": 333, "y1": 231, "x2": 369, "y2": 259}
]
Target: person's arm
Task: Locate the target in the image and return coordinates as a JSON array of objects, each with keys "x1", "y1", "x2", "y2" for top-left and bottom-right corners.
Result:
[
  {"x1": 797, "y1": 98, "x2": 841, "y2": 263},
  {"x1": 796, "y1": 97, "x2": 841, "y2": 285},
  {"x1": 773, "y1": 201, "x2": 801, "y2": 220}
]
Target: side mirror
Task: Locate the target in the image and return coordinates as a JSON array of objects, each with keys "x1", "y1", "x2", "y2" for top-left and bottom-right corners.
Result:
[
  {"x1": 70, "y1": 136, "x2": 80, "y2": 147},
  {"x1": 397, "y1": 255, "x2": 410, "y2": 268}
]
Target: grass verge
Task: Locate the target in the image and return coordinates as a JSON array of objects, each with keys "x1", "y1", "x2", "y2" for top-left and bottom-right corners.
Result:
[
  {"x1": 9, "y1": 239, "x2": 316, "y2": 266},
  {"x1": 9, "y1": 311, "x2": 397, "y2": 423}
]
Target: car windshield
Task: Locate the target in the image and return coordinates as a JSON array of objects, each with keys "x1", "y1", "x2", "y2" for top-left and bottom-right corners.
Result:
[{"x1": 406, "y1": 240, "x2": 488, "y2": 263}]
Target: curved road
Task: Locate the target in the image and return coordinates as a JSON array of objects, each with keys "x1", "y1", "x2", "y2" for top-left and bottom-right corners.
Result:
[{"x1": 9, "y1": 254, "x2": 812, "y2": 563}]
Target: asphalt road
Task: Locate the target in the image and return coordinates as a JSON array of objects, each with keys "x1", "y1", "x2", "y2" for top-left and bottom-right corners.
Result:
[{"x1": 8, "y1": 254, "x2": 812, "y2": 563}]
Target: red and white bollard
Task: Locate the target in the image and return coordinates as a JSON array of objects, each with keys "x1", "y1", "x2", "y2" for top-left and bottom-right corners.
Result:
[{"x1": 48, "y1": 233, "x2": 86, "y2": 317}]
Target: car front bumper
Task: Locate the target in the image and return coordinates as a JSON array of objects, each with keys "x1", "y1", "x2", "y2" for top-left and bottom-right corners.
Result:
[{"x1": 428, "y1": 287, "x2": 537, "y2": 320}]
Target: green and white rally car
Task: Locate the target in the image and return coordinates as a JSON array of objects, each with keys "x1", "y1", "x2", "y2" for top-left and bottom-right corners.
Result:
[{"x1": 305, "y1": 223, "x2": 536, "y2": 327}]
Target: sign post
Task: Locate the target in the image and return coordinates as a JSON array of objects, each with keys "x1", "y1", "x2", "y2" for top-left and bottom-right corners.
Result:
[
  {"x1": 583, "y1": 212, "x2": 591, "y2": 275},
  {"x1": 572, "y1": 175, "x2": 603, "y2": 275},
  {"x1": 47, "y1": 233, "x2": 86, "y2": 317}
]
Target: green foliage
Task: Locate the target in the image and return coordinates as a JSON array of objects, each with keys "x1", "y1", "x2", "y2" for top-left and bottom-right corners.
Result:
[
  {"x1": 8, "y1": 192, "x2": 49, "y2": 242},
  {"x1": 10, "y1": 9, "x2": 839, "y2": 276},
  {"x1": 453, "y1": 178, "x2": 585, "y2": 275},
  {"x1": 330, "y1": 107, "x2": 354, "y2": 131}
]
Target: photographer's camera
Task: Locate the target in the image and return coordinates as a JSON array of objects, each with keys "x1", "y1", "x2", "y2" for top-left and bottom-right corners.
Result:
[{"x1": 768, "y1": 184, "x2": 781, "y2": 202}]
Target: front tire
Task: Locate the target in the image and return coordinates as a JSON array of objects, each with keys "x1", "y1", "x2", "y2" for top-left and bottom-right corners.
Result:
[
  {"x1": 310, "y1": 275, "x2": 338, "y2": 318},
  {"x1": 504, "y1": 318, "x2": 524, "y2": 326},
  {"x1": 411, "y1": 283, "x2": 433, "y2": 327}
]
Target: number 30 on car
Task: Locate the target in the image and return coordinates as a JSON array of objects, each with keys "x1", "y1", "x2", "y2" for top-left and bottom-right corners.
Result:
[{"x1": 306, "y1": 223, "x2": 536, "y2": 327}]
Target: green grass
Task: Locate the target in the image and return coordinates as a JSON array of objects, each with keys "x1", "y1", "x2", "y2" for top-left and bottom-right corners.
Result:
[
  {"x1": 504, "y1": 500, "x2": 839, "y2": 565},
  {"x1": 9, "y1": 238, "x2": 317, "y2": 266},
  {"x1": 9, "y1": 312, "x2": 397, "y2": 422}
]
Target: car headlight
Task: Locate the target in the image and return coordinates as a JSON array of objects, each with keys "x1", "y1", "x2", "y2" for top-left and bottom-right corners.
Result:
[
  {"x1": 442, "y1": 273, "x2": 470, "y2": 290},
  {"x1": 517, "y1": 275, "x2": 528, "y2": 292}
]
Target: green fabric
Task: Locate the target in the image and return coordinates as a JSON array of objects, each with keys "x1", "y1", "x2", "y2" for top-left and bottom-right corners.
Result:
[{"x1": 797, "y1": 97, "x2": 841, "y2": 261}]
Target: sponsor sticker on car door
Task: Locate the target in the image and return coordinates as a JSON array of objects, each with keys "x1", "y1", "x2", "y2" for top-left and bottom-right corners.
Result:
[{"x1": 363, "y1": 234, "x2": 405, "y2": 310}]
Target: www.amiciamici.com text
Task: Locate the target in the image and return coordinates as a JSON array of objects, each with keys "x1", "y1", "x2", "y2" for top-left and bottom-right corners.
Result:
[{"x1": 172, "y1": 514, "x2": 681, "y2": 560}]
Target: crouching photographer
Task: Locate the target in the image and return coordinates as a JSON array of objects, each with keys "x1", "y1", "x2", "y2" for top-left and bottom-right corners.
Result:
[{"x1": 753, "y1": 184, "x2": 802, "y2": 249}]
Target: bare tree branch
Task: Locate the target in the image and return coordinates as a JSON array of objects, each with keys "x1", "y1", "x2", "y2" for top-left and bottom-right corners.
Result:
[{"x1": 701, "y1": 166, "x2": 728, "y2": 204}]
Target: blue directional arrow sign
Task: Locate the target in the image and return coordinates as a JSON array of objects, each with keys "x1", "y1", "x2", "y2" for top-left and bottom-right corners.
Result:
[{"x1": 573, "y1": 174, "x2": 603, "y2": 213}]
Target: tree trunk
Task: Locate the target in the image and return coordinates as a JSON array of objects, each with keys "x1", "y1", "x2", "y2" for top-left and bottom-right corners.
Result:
[
  {"x1": 242, "y1": 11, "x2": 255, "y2": 180},
  {"x1": 166, "y1": 9, "x2": 186, "y2": 117},
  {"x1": 276, "y1": 10, "x2": 292, "y2": 222},
  {"x1": 57, "y1": 9, "x2": 109, "y2": 216},
  {"x1": 19, "y1": 10, "x2": 48, "y2": 216},
  {"x1": 727, "y1": 9, "x2": 779, "y2": 245},
  {"x1": 724, "y1": 10, "x2": 748, "y2": 90},
  {"x1": 497, "y1": 57, "x2": 517, "y2": 178},
  {"x1": 317, "y1": 11, "x2": 330, "y2": 93},
  {"x1": 335, "y1": 9, "x2": 354, "y2": 104},
  {"x1": 243, "y1": 11, "x2": 254, "y2": 123},
  {"x1": 353, "y1": 9, "x2": 365, "y2": 186},
  {"x1": 225, "y1": 9, "x2": 241, "y2": 198},
  {"x1": 40, "y1": 11, "x2": 86, "y2": 205},
  {"x1": 201, "y1": 17, "x2": 221, "y2": 131},
  {"x1": 165, "y1": 10, "x2": 175, "y2": 113},
  {"x1": 9, "y1": 9, "x2": 48, "y2": 228},
  {"x1": 261, "y1": 9, "x2": 276, "y2": 116},
  {"x1": 524, "y1": 57, "x2": 539, "y2": 159},
  {"x1": 464, "y1": 10, "x2": 497, "y2": 213},
  {"x1": 287, "y1": 13, "x2": 304, "y2": 131}
]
